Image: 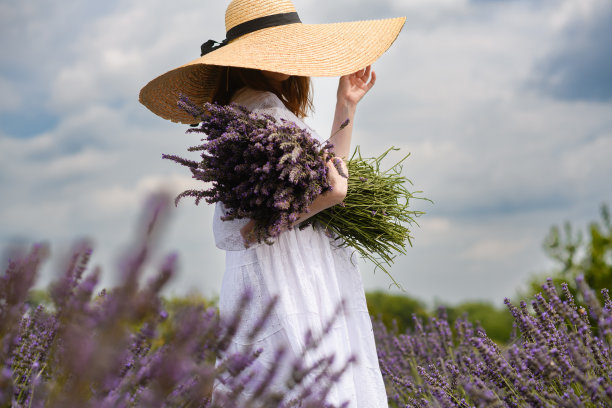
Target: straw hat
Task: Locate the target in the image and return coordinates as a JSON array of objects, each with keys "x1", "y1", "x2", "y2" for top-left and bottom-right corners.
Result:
[{"x1": 139, "y1": 0, "x2": 406, "y2": 124}]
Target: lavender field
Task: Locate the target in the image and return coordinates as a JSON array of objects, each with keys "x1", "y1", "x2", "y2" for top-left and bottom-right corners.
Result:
[{"x1": 2, "y1": 196, "x2": 611, "y2": 407}]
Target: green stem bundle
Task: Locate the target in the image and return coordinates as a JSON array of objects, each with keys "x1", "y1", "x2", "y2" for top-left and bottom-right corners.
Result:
[{"x1": 310, "y1": 146, "x2": 428, "y2": 288}]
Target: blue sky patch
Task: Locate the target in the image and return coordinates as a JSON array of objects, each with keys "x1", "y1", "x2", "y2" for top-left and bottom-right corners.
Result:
[{"x1": 0, "y1": 110, "x2": 59, "y2": 139}]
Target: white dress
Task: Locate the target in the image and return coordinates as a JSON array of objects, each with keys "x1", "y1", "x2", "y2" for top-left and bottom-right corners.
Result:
[{"x1": 212, "y1": 88, "x2": 388, "y2": 407}]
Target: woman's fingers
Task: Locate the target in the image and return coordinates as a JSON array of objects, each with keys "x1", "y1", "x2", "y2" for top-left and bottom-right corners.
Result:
[
  {"x1": 367, "y1": 70, "x2": 376, "y2": 90},
  {"x1": 326, "y1": 158, "x2": 348, "y2": 202},
  {"x1": 353, "y1": 67, "x2": 368, "y2": 83},
  {"x1": 362, "y1": 65, "x2": 371, "y2": 80},
  {"x1": 337, "y1": 65, "x2": 376, "y2": 104},
  {"x1": 353, "y1": 66, "x2": 374, "y2": 88},
  {"x1": 358, "y1": 66, "x2": 371, "y2": 80}
]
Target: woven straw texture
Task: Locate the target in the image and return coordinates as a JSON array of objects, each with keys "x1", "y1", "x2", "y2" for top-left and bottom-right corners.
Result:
[
  {"x1": 139, "y1": 0, "x2": 406, "y2": 124},
  {"x1": 226, "y1": 0, "x2": 296, "y2": 31}
]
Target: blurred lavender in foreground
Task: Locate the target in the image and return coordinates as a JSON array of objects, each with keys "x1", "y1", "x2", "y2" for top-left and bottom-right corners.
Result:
[
  {"x1": 3, "y1": 193, "x2": 611, "y2": 407},
  {"x1": 1, "y1": 194, "x2": 347, "y2": 407},
  {"x1": 376, "y1": 277, "x2": 612, "y2": 407}
]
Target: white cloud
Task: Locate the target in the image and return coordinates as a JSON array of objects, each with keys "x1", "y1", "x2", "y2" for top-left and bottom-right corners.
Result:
[
  {"x1": 1, "y1": 0, "x2": 611, "y2": 305},
  {"x1": 89, "y1": 174, "x2": 201, "y2": 216},
  {"x1": 45, "y1": 0, "x2": 226, "y2": 114},
  {"x1": 461, "y1": 237, "x2": 530, "y2": 261},
  {"x1": 551, "y1": 0, "x2": 606, "y2": 30},
  {"x1": 45, "y1": 149, "x2": 112, "y2": 178},
  {"x1": 532, "y1": 0, "x2": 612, "y2": 101},
  {"x1": 0, "y1": 78, "x2": 23, "y2": 111}
]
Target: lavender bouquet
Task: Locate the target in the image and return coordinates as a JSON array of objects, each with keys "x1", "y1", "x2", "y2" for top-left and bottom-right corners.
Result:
[
  {"x1": 163, "y1": 99, "x2": 343, "y2": 243},
  {"x1": 164, "y1": 98, "x2": 423, "y2": 283}
]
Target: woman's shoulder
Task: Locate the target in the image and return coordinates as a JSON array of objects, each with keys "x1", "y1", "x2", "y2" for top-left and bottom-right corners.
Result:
[
  {"x1": 231, "y1": 87, "x2": 284, "y2": 111},
  {"x1": 230, "y1": 87, "x2": 321, "y2": 141}
]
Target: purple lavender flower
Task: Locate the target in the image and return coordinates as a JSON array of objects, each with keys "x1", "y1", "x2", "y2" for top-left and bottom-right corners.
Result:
[
  {"x1": 375, "y1": 274, "x2": 612, "y2": 407},
  {"x1": 165, "y1": 100, "x2": 337, "y2": 243},
  {"x1": 1, "y1": 194, "x2": 350, "y2": 407}
]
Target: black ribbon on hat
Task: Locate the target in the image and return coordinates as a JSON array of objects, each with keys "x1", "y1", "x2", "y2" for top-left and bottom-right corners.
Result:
[
  {"x1": 200, "y1": 39, "x2": 228, "y2": 56},
  {"x1": 200, "y1": 12, "x2": 301, "y2": 56}
]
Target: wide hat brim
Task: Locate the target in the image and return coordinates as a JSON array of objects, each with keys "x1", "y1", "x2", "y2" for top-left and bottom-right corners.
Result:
[{"x1": 139, "y1": 17, "x2": 406, "y2": 124}]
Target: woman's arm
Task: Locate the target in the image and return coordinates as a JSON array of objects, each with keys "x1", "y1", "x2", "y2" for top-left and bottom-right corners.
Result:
[
  {"x1": 293, "y1": 157, "x2": 348, "y2": 224},
  {"x1": 328, "y1": 65, "x2": 377, "y2": 159},
  {"x1": 240, "y1": 67, "x2": 375, "y2": 246},
  {"x1": 240, "y1": 158, "x2": 348, "y2": 246}
]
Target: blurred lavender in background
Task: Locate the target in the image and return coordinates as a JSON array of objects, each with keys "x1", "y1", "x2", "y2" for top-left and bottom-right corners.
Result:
[{"x1": 376, "y1": 276, "x2": 612, "y2": 406}]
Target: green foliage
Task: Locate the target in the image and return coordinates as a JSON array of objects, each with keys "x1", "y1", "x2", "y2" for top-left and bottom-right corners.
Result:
[
  {"x1": 583, "y1": 204, "x2": 612, "y2": 295},
  {"x1": 156, "y1": 292, "x2": 217, "y2": 351},
  {"x1": 161, "y1": 291, "x2": 217, "y2": 310},
  {"x1": 25, "y1": 288, "x2": 54, "y2": 309},
  {"x1": 523, "y1": 203, "x2": 612, "y2": 303},
  {"x1": 366, "y1": 291, "x2": 429, "y2": 333},
  {"x1": 442, "y1": 301, "x2": 513, "y2": 344},
  {"x1": 366, "y1": 291, "x2": 512, "y2": 344}
]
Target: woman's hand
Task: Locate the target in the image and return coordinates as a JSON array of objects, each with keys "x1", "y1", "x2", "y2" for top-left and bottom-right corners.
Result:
[
  {"x1": 293, "y1": 157, "x2": 348, "y2": 225},
  {"x1": 337, "y1": 65, "x2": 376, "y2": 108},
  {"x1": 326, "y1": 157, "x2": 349, "y2": 204},
  {"x1": 240, "y1": 219, "x2": 257, "y2": 248},
  {"x1": 329, "y1": 65, "x2": 376, "y2": 159}
]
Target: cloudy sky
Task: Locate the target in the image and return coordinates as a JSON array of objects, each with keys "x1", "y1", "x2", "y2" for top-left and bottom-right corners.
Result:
[{"x1": 1, "y1": 0, "x2": 611, "y2": 304}]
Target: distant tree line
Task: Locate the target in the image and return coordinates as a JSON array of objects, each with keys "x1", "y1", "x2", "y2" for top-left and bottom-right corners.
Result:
[
  {"x1": 24, "y1": 204, "x2": 610, "y2": 346},
  {"x1": 368, "y1": 203, "x2": 611, "y2": 344}
]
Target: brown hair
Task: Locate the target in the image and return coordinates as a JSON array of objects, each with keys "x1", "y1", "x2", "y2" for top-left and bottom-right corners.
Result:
[{"x1": 212, "y1": 67, "x2": 313, "y2": 118}]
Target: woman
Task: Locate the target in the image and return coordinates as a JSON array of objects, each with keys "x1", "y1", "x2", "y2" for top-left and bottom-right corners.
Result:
[
  {"x1": 139, "y1": 0, "x2": 405, "y2": 405},
  {"x1": 213, "y1": 67, "x2": 373, "y2": 245}
]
